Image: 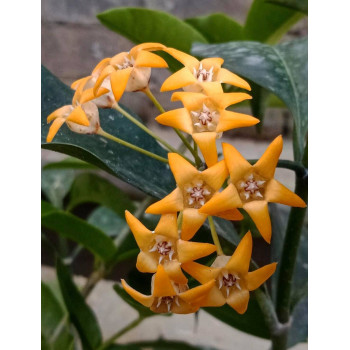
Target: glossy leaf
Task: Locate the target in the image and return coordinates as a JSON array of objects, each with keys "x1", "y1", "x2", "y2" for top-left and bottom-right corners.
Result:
[
  {"x1": 192, "y1": 38, "x2": 308, "y2": 161},
  {"x1": 41, "y1": 66, "x2": 175, "y2": 199},
  {"x1": 67, "y1": 173, "x2": 135, "y2": 215},
  {"x1": 56, "y1": 259, "x2": 102, "y2": 350},
  {"x1": 41, "y1": 282, "x2": 74, "y2": 350},
  {"x1": 185, "y1": 13, "x2": 244, "y2": 43},
  {"x1": 43, "y1": 157, "x2": 98, "y2": 171},
  {"x1": 268, "y1": 0, "x2": 308, "y2": 14},
  {"x1": 42, "y1": 200, "x2": 118, "y2": 263}
]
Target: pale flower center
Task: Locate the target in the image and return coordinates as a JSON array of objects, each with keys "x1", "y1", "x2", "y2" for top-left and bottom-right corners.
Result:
[
  {"x1": 236, "y1": 173, "x2": 266, "y2": 202},
  {"x1": 218, "y1": 272, "x2": 241, "y2": 297},
  {"x1": 117, "y1": 55, "x2": 134, "y2": 70},
  {"x1": 190, "y1": 103, "x2": 218, "y2": 132},
  {"x1": 149, "y1": 237, "x2": 175, "y2": 263},
  {"x1": 193, "y1": 63, "x2": 214, "y2": 83},
  {"x1": 155, "y1": 296, "x2": 180, "y2": 312},
  {"x1": 183, "y1": 179, "x2": 213, "y2": 209}
]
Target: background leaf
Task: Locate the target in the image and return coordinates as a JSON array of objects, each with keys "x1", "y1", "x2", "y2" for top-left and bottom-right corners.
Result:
[
  {"x1": 268, "y1": 0, "x2": 308, "y2": 14},
  {"x1": 192, "y1": 38, "x2": 308, "y2": 161},
  {"x1": 43, "y1": 157, "x2": 98, "y2": 171},
  {"x1": 56, "y1": 259, "x2": 102, "y2": 350}
]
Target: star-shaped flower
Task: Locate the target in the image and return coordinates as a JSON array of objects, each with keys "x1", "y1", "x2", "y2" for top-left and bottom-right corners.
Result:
[
  {"x1": 160, "y1": 47, "x2": 251, "y2": 93},
  {"x1": 182, "y1": 232, "x2": 277, "y2": 314},
  {"x1": 199, "y1": 136, "x2": 306, "y2": 243},
  {"x1": 156, "y1": 91, "x2": 258, "y2": 166},
  {"x1": 125, "y1": 211, "x2": 217, "y2": 284},
  {"x1": 145, "y1": 153, "x2": 243, "y2": 241},
  {"x1": 93, "y1": 43, "x2": 168, "y2": 102},
  {"x1": 121, "y1": 264, "x2": 215, "y2": 314}
]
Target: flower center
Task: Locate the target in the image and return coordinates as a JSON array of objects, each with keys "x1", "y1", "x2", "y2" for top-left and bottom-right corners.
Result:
[
  {"x1": 218, "y1": 272, "x2": 241, "y2": 297},
  {"x1": 117, "y1": 56, "x2": 134, "y2": 70},
  {"x1": 149, "y1": 238, "x2": 175, "y2": 263},
  {"x1": 236, "y1": 173, "x2": 266, "y2": 202},
  {"x1": 155, "y1": 296, "x2": 180, "y2": 312},
  {"x1": 183, "y1": 180, "x2": 213, "y2": 209},
  {"x1": 190, "y1": 103, "x2": 218, "y2": 132},
  {"x1": 193, "y1": 63, "x2": 214, "y2": 83}
]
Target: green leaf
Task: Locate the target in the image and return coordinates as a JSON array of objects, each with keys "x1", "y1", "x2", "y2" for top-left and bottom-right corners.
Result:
[
  {"x1": 43, "y1": 157, "x2": 98, "y2": 171},
  {"x1": 42, "y1": 200, "x2": 118, "y2": 263},
  {"x1": 268, "y1": 0, "x2": 308, "y2": 14},
  {"x1": 244, "y1": 0, "x2": 304, "y2": 44},
  {"x1": 288, "y1": 296, "x2": 308, "y2": 347},
  {"x1": 41, "y1": 65, "x2": 175, "y2": 199},
  {"x1": 56, "y1": 259, "x2": 102, "y2": 350},
  {"x1": 67, "y1": 173, "x2": 135, "y2": 215},
  {"x1": 97, "y1": 8, "x2": 207, "y2": 53},
  {"x1": 42, "y1": 169, "x2": 75, "y2": 209},
  {"x1": 41, "y1": 282, "x2": 74, "y2": 350},
  {"x1": 185, "y1": 13, "x2": 244, "y2": 43},
  {"x1": 192, "y1": 38, "x2": 308, "y2": 161}
]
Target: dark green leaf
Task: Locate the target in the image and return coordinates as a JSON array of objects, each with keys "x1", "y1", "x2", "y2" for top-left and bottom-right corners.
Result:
[
  {"x1": 42, "y1": 169, "x2": 75, "y2": 209},
  {"x1": 268, "y1": 0, "x2": 308, "y2": 14},
  {"x1": 185, "y1": 13, "x2": 243, "y2": 43},
  {"x1": 244, "y1": 0, "x2": 304, "y2": 44},
  {"x1": 56, "y1": 259, "x2": 102, "y2": 350},
  {"x1": 41, "y1": 282, "x2": 74, "y2": 350},
  {"x1": 42, "y1": 200, "x2": 118, "y2": 262},
  {"x1": 192, "y1": 38, "x2": 308, "y2": 161},
  {"x1": 43, "y1": 157, "x2": 98, "y2": 171},
  {"x1": 67, "y1": 173, "x2": 135, "y2": 215},
  {"x1": 288, "y1": 296, "x2": 308, "y2": 347},
  {"x1": 41, "y1": 65, "x2": 175, "y2": 199}
]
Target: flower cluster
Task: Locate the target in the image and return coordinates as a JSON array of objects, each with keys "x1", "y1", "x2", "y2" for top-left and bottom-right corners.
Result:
[{"x1": 45, "y1": 43, "x2": 306, "y2": 315}]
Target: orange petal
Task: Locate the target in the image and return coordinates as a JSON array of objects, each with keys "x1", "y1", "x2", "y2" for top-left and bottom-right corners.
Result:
[
  {"x1": 226, "y1": 288, "x2": 250, "y2": 314},
  {"x1": 163, "y1": 261, "x2": 188, "y2": 284},
  {"x1": 121, "y1": 279, "x2": 153, "y2": 307},
  {"x1": 71, "y1": 76, "x2": 90, "y2": 91},
  {"x1": 155, "y1": 108, "x2": 193, "y2": 134},
  {"x1": 130, "y1": 42, "x2": 166, "y2": 56},
  {"x1": 163, "y1": 47, "x2": 199, "y2": 68},
  {"x1": 200, "y1": 184, "x2": 242, "y2": 215},
  {"x1": 136, "y1": 251, "x2": 158, "y2": 273},
  {"x1": 253, "y1": 135, "x2": 283, "y2": 179},
  {"x1": 110, "y1": 52, "x2": 129, "y2": 66},
  {"x1": 265, "y1": 179, "x2": 306, "y2": 207},
  {"x1": 79, "y1": 87, "x2": 110, "y2": 105},
  {"x1": 135, "y1": 50, "x2": 168, "y2": 68},
  {"x1": 210, "y1": 92, "x2": 252, "y2": 109},
  {"x1": 216, "y1": 208, "x2": 243, "y2": 221},
  {"x1": 225, "y1": 232, "x2": 252, "y2": 275},
  {"x1": 47, "y1": 105, "x2": 72, "y2": 122},
  {"x1": 145, "y1": 188, "x2": 184, "y2": 214},
  {"x1": 154, "y1": 213, "x2": 179, "y2": 239},
  {"x1": 170, "y1": 91, "x2": 206, "y2": 110},
  {"x1": 216, "y1": 68, "x2": 251, "y2": 91},
  {"x1": 171, "y1": 300, "x2": 199, "y2": 314},
  {"x1": 125, "y1": 210, "x2": 154, "y2": 250},
  {"x1": 92, "y1": 57, "x2": 111, "y2": 76},
  {"x1": 199, "y1": 286, "x2": 226, "y2": 307},
  {"x1": 200, "y1": 82, "x2": 224, "y2": 95},
  {"x1": 93, "y1": 65, "x2": 115, "y2": 95},
  {"x1": 222, "y1": 143, "x2": 252, "y2": 183},
  {"x1": 243, "y1": 201, "x2": 272, "y2": 243},
  {"x1": 110, "y1": 67, "x2": 133, "y2": 101},
  {"x1": 201, "y1": 57, "x2": 224, "y2": 70},
  {"x1": 177, "y1": 240, "x2": 216, "y2": 263},
  {"x1": 181, "y1": 261, "x2": 221, "y2": 284},
  {"x1": 193, "y1": 132, "x2": 218, "y2": 167},
  {"x1": 179, "y1": 280, "x2": 216, "y2": 303},
  {"x1": 216, "y1": 110, "x2": 259, "y2": 133},
  {"x1": 46, "y1": 117, "x2": 66, "y2": 142},
  {"x1": 72, "y1": 76, "x2": 92, "y2": 105},
  {"x1": 246, "y1": 263, "x2": 277, "y2": 291},
  {"x1": 153, "y1": 265, "x2": 176, "y2": 297},
  {"x1": 201, "y1": 159, "x2": 228, "y2": 190},
  {"x1": 66, "y1": 106, "x2": 90, "y2": 126},
  {"x1": 181, "y1": 208, "x2": 207, "y2": 241},
  {"x1": 160, "y1": 67, "x2": 197, "y2": 92},
  {"x1": 168, "y1": 153, "x2": 199, "y2": 187}
]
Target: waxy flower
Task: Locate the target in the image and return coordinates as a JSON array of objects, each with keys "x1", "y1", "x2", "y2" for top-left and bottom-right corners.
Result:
[
  {"x1": 182, "y1": 232, "x2": 277, "y2": 314},
  {"x1": 93, "y1": 43, "x2": 168, "y2": 102},
  {"x1": 122, "y1": 264, "x2": 215, "y2": 314},
  {"x1": 160, "y1": 48, "x2": 250, "y2": 93},
  {"x1": 199, "y1": 136, "x2": 306, "y2": 243},
  {"x1": 125, "y1": 211, "x2": 216, "y2": 284},
  {"x1": 156, "y1": 91, "x2": 258, "y2": 166},
  {"x1": 146, "y1": 153, "x2": 243, "y2": 241}
]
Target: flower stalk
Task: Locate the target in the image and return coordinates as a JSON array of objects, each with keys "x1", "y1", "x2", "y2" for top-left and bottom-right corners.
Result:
[{"x1": 208, "y1": 216, "x2": 223, "y2": 255}]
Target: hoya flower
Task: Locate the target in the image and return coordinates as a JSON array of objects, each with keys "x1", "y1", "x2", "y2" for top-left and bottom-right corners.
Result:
[
  {"x1": 146, "y1": 153, "x2": 243, "y2": 241},
  {"x1": 182, "y1": 232, "x2": 277, "y2": 314},
  {"x1": 121, "y1": 264, "x2": 215, "y2": 314},
  {"x1": 160, "y1": 47, "x2": 250, "y2": 93},
  {"x1": 156, "y1": 91, "x2": 258, "y2": 166},
  {"x1": 199, "y1": 136, "x2": 306, "y2": 243},
  {"x1": 125, "y1": 211, "x2": 217, "y2": 284},
  {"x1": 93, "y1": 43, "x2": 168, "y2": 102}
]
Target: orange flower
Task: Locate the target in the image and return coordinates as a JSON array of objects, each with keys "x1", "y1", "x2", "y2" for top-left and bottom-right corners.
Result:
[
  {"x1": 156, "y1": 91, "x2": 258, "y2": 167},
  {"x1": 125, "y1": 211, "x2": 216, "y2": 284},
  {"x1": 93, "y1": 43, "x2": 168, "y2": 102},
  {"x1": 182, "y1": 232, "x2": 277, "y2": 314},
  {"x1": 145, "y1": 153, "x2": 243, "y2": 241},
  {"x1": 199, "y1": 136, "x2": 306, "y2": 243},
  {"x1": 161, "y1": 48, "x2": 251, "y2": 93},
  {"x1": 121, "y1": 265, "x2": 215, "y2": 314}
]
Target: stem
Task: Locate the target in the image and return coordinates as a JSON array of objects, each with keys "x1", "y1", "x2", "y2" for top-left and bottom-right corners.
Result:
[
  {"x1": 208, "y1": 216, "x2": 223, "y2": 255},
  {"x1": 177, "y1": 211, "x2": 183, "y2": 231},
  {"x1": 97, "y1": 316, "x2": 145, "y2": 350},
  {"x1": 248, "y1": 159, "x2": 307, "y2": 177},
  {"x1": 81, "y1": 263, "x2": 105, "y2": 298},
  {"x1": 97, "y1": 128, "x2": 168, "y2": 164},
  {"x1": 143, "y1": 86, "x2": 165, "y2": 113}
]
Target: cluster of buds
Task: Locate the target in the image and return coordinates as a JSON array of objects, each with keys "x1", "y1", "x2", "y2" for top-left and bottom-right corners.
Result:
[{"x1": 45, "y1": 43, "x2": 306, "y2": 314}]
